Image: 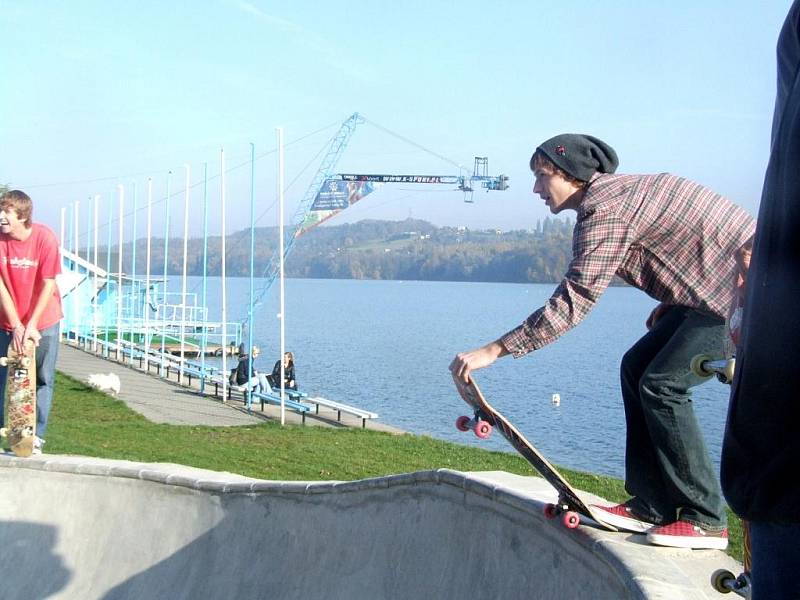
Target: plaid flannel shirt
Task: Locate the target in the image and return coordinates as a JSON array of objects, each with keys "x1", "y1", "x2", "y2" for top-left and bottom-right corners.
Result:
[{"x1": 501, "y1": 173, "x2": 756, "y2": 357}]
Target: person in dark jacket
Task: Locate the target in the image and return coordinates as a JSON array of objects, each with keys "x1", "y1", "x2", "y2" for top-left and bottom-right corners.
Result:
[
  {"x1": 234, "y1": 345, "x2": 269, "y2": 392},
  {"x1": 269, "y1": 351, "x2": 297, "y2": 390},
  {"x1": 721, "y1": 2, "x2": 800, "y2": 597}
]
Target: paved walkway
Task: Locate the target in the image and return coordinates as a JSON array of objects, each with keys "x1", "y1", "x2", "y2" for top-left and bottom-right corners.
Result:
[{"x1": 56, "y1": 342, "x2": 402, "y2": 432}]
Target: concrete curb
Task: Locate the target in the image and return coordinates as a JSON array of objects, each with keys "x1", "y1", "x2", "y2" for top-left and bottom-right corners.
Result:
[{"x1": 0, "y1": 455, "x2": 741, "y2": 599}]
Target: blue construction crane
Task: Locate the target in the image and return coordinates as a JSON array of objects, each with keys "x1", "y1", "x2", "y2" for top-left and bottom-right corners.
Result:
[
  {"x1": 244, "y1": 113, "x2": 509, "y2": 322},
  {"x1": 245, "y1": 112, "x2": 363, "y2": 320}
]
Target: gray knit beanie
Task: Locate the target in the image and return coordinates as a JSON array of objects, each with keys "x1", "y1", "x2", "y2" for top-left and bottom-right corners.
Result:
[{"x1": 535, "y1": 134, "x2": 619, "y2": 182}]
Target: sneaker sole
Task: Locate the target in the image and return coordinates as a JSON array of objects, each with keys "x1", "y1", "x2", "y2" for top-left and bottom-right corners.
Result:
[
  {"x1": 590, "y1": 507, "x2": 655, "y2": 534},
  {"x1": 646, "y1": 532, "x2": 728, "y2": 550}
]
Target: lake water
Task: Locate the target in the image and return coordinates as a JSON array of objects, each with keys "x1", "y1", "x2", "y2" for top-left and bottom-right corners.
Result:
[{"x1": 176, "y1": 276, "x2": 732, "y2": 479}]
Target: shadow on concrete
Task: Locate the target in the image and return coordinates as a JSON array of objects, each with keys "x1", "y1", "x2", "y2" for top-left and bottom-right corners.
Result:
[{"x1": 0, "y1": 521, "x2": 71, "y2": 600}]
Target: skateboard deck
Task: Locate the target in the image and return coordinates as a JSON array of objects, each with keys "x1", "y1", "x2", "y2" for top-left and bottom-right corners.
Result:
[
  {"x1": 453, "y1": 374, "x2": 616, "y2": 531},
  {"x1": 695, "y1": 293, "x2": 750, "y2": 598},
  {"x1": 0, "y1": 341, "x2": 37, "y2": 457}
]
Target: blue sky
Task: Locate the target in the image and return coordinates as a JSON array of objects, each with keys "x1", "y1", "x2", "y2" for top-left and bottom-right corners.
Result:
[{"x1": 0, "y1": 0, "x2": 793, "y2": 243}]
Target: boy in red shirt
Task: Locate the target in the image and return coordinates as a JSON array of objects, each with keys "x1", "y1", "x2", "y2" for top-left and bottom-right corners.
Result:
[{"x1": 0, "y1": 190, "x2": 63, "y2": 455}]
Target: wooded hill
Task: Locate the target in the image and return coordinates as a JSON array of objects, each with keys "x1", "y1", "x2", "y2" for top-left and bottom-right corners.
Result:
[{"x1": 101, "y1": 217, "x2": 577, "y2": 284}]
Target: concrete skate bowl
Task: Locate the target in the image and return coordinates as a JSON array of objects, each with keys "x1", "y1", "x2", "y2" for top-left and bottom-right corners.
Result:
[{"x1": 0, "y1": 457, "x2": 738, "y2": 600}]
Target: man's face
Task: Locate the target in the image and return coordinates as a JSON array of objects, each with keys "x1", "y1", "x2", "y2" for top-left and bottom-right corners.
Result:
[
  {"x1": 532, "y1": 168, "x2": 582, "y2": 214},
  {"x1": 0, "y1": 206, "x2": 26, "y2": 238}
]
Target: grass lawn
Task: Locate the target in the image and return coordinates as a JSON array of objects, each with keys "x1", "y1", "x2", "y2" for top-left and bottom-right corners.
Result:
[{"x1": 26, "y1": 371, "x2": 744, "y2": 562}]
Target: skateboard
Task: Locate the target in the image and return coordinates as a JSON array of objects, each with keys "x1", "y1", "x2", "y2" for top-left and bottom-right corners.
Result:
[
  {"x1": 693, "y1": 284, "x2": 742, "y2": 385},
  {"x1": 692, "y1": 297, "x2": 750, "y2": 598},
  {"x1": 0, "y1": 341, "x2": 37, "y2": 457},
  {"x1": 693, "y1": 361, "x2": 751, "y2": 600},
  {"x1": 453, "y1": 374, "x2": 616, "y2": 531}
]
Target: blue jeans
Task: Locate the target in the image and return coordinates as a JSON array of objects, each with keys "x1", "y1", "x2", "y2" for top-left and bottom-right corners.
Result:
[
  {"x1": 620, "y1": 306, "x2": 727, "y2": 529},
  {"x1": 750, "y1": 521, "x2": 800, "y2": 600},
  {"x1": 0, "y1": 324, "x2": 60, "y2": 439}
]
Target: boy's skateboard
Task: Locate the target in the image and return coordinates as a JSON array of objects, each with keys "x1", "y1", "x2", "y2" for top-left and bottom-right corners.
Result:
[
  {"x1": 453, "y1": 374, "x2": 616, "y2": 531},
  {"x1": 693, "y1": 293, "x2": 750, "y2": 599},
  {"x1": 0, "y1": 341, "x2": 37, "y2": 457},
  {"x1": 693, "y1": 361, "x2": 751, "y2": 600},
  {"x1": 690, "y1": 355, "x2": 735, "y2": 384}
]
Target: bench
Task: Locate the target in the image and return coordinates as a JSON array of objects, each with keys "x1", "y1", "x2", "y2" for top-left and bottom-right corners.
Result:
[
  {"x1": 305, "y1": 396, "x2": 378, "y2": 428},
  {"x1": 226, "y1": 379, "x2": 307, "y2": 403},
  {"x1": 251, "y1": 391, "x2": 310, "y2": 423}
]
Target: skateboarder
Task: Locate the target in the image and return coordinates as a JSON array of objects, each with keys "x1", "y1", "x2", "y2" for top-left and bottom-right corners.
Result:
[
  {"x1": 0, "y1": 190, "x2": 63, "y2": 456},
  {"x1": 450, "y1": 134, "x2": 755, "y2": 549},
  {"x1": 722, "y1": 1, "x2": 800, "y2": 596}
]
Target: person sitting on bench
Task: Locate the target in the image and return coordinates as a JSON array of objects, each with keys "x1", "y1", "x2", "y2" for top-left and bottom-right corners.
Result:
[
  {"x1": 233, "y1": 345, "x2": 270, "y2": 393},
  {"x1": 269, "y1": 351, "x2": 297, "y2": 390}
]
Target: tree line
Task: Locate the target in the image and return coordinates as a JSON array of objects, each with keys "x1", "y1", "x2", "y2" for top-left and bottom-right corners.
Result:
[{"x1": 96, "y1": 216, "x2": 579, "y2": 284}]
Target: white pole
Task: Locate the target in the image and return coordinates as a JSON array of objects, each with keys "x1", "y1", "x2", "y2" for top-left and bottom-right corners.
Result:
[
  {"x1": 59, "y1": 206, "x2": 66, "y2": 342},
  {"x1": 73, "y1": 200, "x2": 80, "y2": 343},
  {"x1": 220, "y1": 149, "x2": 228, "y2": 402},
  {"x1": 92, "y1": 194, "x2": 99, "y2": 352},
  {"x1": 73, "y1": 201, "x2": 79, "y2": 256},
  {"x1": 59, "y1": 207, "x2": 66, "y2": 251},
  {"x1": 278, "y1": 127, "x2": 286, "y2": 426},
  {"x1": 117, "y1": 185, "x2": 124, "y2": 362},
  {"x1": 145, "y1": 179, "x2": 153, "y2": 360},
  {"x1": 179, "y1": 164, "x2": 190, "y2": 384}
]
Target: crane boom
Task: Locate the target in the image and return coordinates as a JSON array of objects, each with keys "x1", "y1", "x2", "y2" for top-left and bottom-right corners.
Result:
[{"x1": 245, "y1": 112, "x2": 363, "y2": 318}]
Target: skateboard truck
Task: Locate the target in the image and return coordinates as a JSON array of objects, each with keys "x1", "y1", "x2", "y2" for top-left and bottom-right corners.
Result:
[
  {"x1": 690, "y1": 354, "x2": 735, "y2": 385},
  {"x1": 710, "y1": 568, "x2": 751, "y2": 598},
  {"x1": 542, "y1": 498, "x2": 582, "y2": 529},
  {"x1": 455, "y1": 409, "x2": 495, "y2": 440}
]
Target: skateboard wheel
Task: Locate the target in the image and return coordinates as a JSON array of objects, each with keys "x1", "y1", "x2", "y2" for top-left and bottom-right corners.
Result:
[
  {"x1": 711, "y1": 568, "x2": 736, "y2": 593},
  {"x1": 543, "y1": 503, "x2": 558, "y2": 520},
  {"x1": 690, "y1": 354, "x2": 713, "y2": 378},
  {"x1": 455, "y1": 415, "x2": 471, "y2": 432},
  {"x1": 717, "y1": 358, "x2": 735, "y2": 385},
  {"x1": 473, "y1": 421, "x2": 492, "y2": 439},
  {"x1": 20, "y1": 357, "x2": 31, "y2": 367},
  {"x1": 0, "y1": 428, "x2": 6, "y2": 437},
  {"x1": 563, "y1": 511, "x2": 580, "y2": 529},
  {"x1": 0, "y1": 357, "x2": 7, "y2": 367}
]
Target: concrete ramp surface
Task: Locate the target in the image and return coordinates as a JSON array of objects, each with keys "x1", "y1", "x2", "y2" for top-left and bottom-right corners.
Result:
[{"x1": 0, "y1": 456, "x2": 739, "y2": 599}]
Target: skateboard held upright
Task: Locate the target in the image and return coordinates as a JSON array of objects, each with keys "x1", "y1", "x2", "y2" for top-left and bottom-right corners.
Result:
[
  {"x1": 691, "y1": 293, "x2": 751, "y2": 599},
  {"x1": 453, "y1": 373, "x2": 615, "y2": 531},
  {"x1": 0, "y1": 340, "x2": 37, "y2": 457}
]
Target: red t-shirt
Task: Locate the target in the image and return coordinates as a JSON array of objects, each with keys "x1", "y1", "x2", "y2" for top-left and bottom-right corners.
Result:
[{"x1": 0, "y1": 223, "x2": 63, "y2": 331}]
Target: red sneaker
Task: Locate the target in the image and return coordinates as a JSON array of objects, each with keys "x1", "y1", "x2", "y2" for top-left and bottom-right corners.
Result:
[
  {"x1": 646, "y1": 521, "x2": 728, "y2": 550},
  {"x1": 591, "y1": 503, "x2": 656, "y2": 533}
]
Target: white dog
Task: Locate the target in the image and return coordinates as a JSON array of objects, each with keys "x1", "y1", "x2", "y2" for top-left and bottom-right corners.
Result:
[{"x1": 86, "y1": 372, "x2": 121, "y2": 396}]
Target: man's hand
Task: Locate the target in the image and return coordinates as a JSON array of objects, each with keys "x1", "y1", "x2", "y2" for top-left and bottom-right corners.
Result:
[
  {"x1": 24, "y1": 324, "x2": 42, "y2": 347},
  {"x1": 733, "y1": 240, "x2": 753, "y2": 294},
  {"x1": 449, "y1": 341, "x2": 507, "y2": 383},
  {"x1": 12, "y1": 323, "x2": 41, "y2": 353},
  {"x1": 11, "y1": 324, "x2": 25, "y2": 353},
  {"x1": 727, "y1": 239, "x2": 753, "y2": 348},
  {"x1": 646, "y1": 303, "x2": 670, "y2": 330}
]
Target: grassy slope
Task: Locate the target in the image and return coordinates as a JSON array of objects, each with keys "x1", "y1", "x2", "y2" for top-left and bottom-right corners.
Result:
[{"x1": 29, "y1": 372, "x2": 742, "y2": 561}]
